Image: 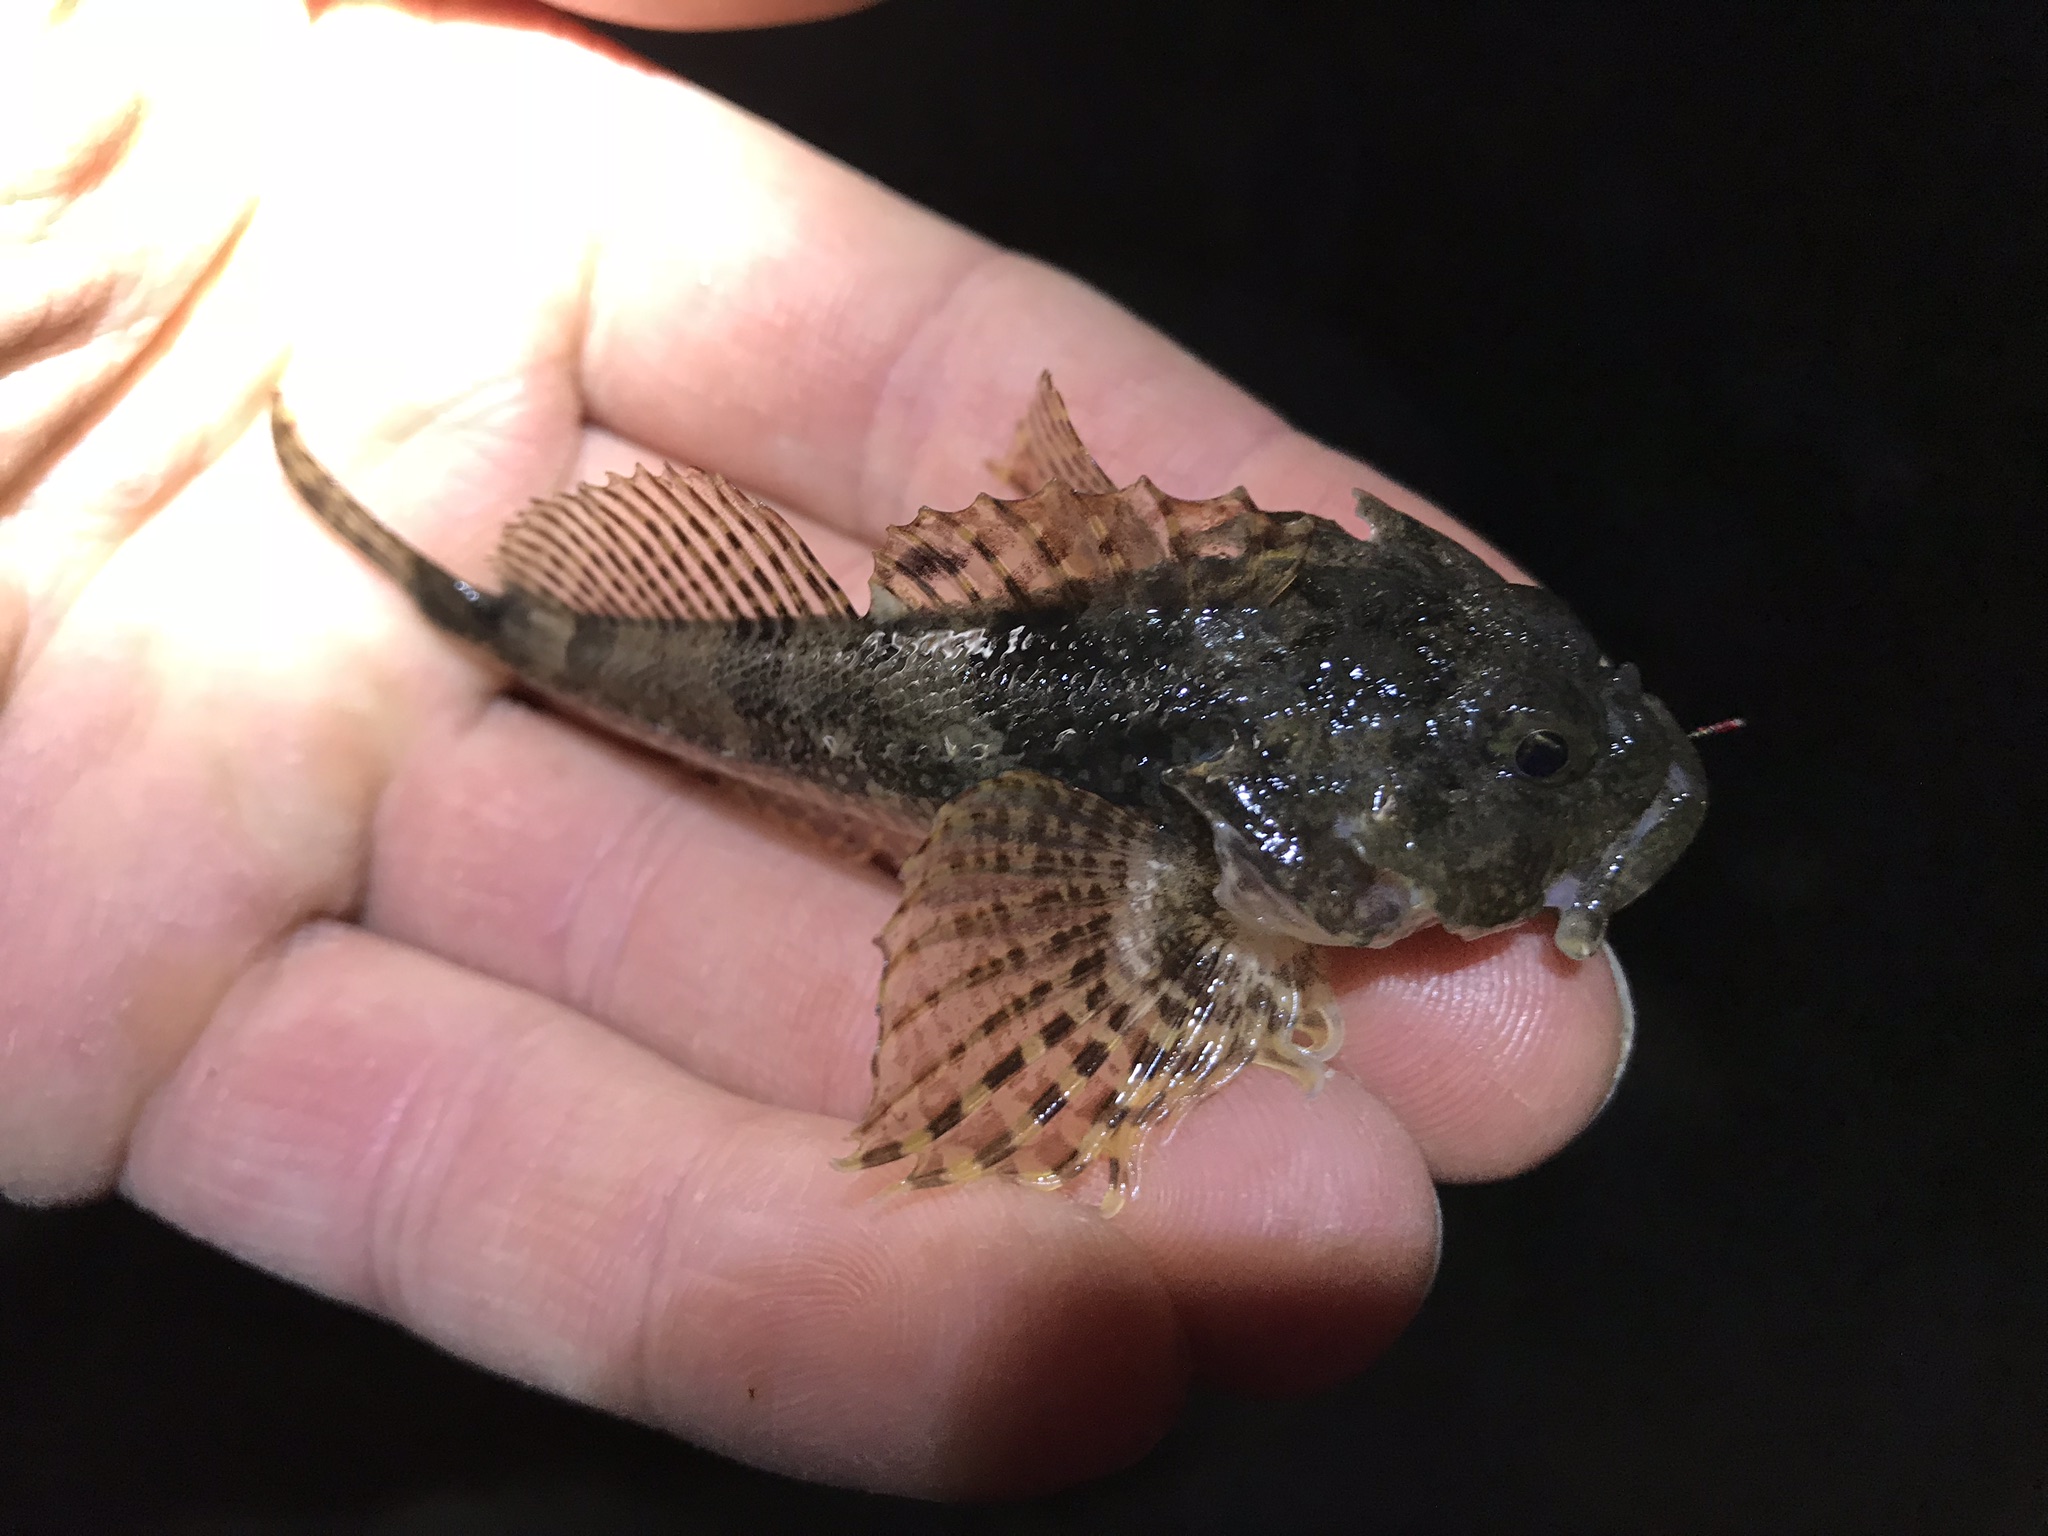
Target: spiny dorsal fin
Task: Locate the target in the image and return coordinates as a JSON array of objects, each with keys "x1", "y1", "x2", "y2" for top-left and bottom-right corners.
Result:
[
  {"x1": 869, "y1": 372, "x2": 1327, "y2": 618},
  {"x1": 869, "y1": 473, "x2": 1285, "y2": 618},
  {"x1": 837, "y1": 771, "x2": 1343, "y2": 1214},
  {"x1": 992, "y1": 371, "x2": 1116, "y2": 495},
  {"x1": 496, "y1": 465, "x2": 855, "y2": 623}
]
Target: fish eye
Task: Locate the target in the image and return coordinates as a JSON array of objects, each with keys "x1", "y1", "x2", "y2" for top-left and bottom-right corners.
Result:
[{"x1": 1513, "y1": 729, "x2": 1572, "y2": 779}]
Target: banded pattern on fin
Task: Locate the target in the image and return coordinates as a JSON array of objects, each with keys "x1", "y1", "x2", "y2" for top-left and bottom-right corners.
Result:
[
  {"x1": 867, "y1": 476, "x2": 1281, "y2": 619},
  {"x1": 839, "y1": 771, "x2": 1344, "y2": 1214},
  {"x1": 496, "y1": 466, "x2": 855, "y2": 622},
  {"x1": 870, "y1": 372, "x2": 1335, "y2": 619},
  {"x1": 992, "y1": 371, "x2": 1116, "y2": 495}
]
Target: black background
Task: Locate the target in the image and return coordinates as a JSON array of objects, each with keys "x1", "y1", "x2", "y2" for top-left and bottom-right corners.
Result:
[{"x1": 4, "y1": 3, "x2": 2042, "y2": 1530}]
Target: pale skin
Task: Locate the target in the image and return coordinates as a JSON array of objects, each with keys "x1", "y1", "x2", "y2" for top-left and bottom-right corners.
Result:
[{"x1": 0, "y1": 0, "x2": 1629, "y2": 1497}]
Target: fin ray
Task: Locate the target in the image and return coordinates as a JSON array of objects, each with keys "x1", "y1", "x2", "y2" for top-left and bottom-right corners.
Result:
[
  {"x1": 497, "y1": 465, "x2": 855, "y2": 623},
  {"x1": 992, "y1": 371, "x2": 1116, "y2": 496},
  {"x1": 840, "y1": 771, "x2": 1342, "y2": 1211},
  {"x1": 870, "y1": 374, "x2": 1324, "y2": 619}
]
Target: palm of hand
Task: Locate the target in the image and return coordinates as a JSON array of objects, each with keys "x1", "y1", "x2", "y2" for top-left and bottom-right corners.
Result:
[{"x1": 0, "y1": 0, "x2": 1626, "y2": 1497}]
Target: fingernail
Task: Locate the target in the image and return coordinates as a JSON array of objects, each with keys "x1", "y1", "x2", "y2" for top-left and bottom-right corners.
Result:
[{"x1": 1591, "y1": 942, "x2": 1636, "y2": 1117}]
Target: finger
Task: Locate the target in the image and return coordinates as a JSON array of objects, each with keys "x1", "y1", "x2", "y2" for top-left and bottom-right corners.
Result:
[
  {"x1": 570, "y1": 51, "x2": 1531, "y2": 576},
  {"x1": 554, "y1": 0, "x2": 885, "y2": 28},
  {"x1": 364, "y1": 695, "x2": 894, "y2": 1119},
  {"x1": 0, "y1": 421, "x2": 468, "y2": 1201},
  {"x1": 279, "y1": 5, "x2": 1523, "y2": 572},
  {"x1": 122, "y1": 920, "x2": 1190, "y2": 1497},
  {"x1": 365, "y1": 685, "x2": 1613, "y2": 1193},
  {"x1": 2, "y1": 0, "x2": 285, "y2": 648},
  {"x1": 1114, "y1": 1068, "x2": 1439, "y2": 1396},
  {"x1": 363, "y1": 707, "x2": 1443, "y2": 1398},
  {"x1": 1325, "y1": 927, "x2": 1630, "y2": 1181}
]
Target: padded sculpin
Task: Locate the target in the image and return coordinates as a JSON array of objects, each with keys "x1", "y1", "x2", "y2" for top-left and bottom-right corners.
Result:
[{"x1": 273, "y1": 375, "x2": 1705, "y2": 1212}]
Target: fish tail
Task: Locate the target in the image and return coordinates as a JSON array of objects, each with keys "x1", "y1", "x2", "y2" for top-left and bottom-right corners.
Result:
[{"x1": 270, "y1": 394, "x2": 504, "y2": 646}]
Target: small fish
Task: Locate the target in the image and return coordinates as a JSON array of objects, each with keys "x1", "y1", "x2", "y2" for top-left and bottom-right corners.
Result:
[{"x1": 272, "y1": 376, "x2": 1705, "y2": 1212}]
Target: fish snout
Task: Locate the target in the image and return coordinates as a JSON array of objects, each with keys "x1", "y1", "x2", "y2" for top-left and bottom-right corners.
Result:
[{"x1": 1546, "y1": 747, "x2": 1709, "y2": 959}]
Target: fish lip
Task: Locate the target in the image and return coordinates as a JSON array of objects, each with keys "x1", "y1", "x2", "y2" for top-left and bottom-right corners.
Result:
[{"x1": 1546, "y1": 751, "x2": 1708, "y2": 960}]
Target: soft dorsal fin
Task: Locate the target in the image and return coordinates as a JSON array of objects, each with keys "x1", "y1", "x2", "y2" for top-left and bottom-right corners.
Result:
[
  {"x1": 992, "y1": 371, "x2": 1116, "y2": 495},
  {"x1": 494, "y1": 465, "x2": 855, "y2": 623}
]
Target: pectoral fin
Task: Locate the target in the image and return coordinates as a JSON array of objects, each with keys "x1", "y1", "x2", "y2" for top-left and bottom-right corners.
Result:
[{"x1": 839, "y1": 771, "x2": 1343, "y2": 1213}]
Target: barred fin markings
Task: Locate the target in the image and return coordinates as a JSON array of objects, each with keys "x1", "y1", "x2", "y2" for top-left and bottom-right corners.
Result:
[
  {"x1": 496, "y1": 465, "x2": 855, "y2": 623},
  {"x1": 869, "y1": 372, "x2": 1315, "y2": 619},
  {"x1": 838, "y1": 771, "x2": 1345, "y2": 1213},
  {"x1": 992, "y1": 370, "x2": 1117, "y2": 496}
]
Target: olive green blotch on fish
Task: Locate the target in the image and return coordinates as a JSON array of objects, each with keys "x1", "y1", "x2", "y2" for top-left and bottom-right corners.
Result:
[{"x1": 272, "y1": 375, "x2": 1705, "y2": 1212}]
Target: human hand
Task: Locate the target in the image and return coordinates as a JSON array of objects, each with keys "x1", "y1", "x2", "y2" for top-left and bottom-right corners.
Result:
[{"x1": 0, "y1": 0, "x2": 1630, "y2": 1496}]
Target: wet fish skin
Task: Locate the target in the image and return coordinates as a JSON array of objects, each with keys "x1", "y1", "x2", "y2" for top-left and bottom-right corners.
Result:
[
  {"x1": 478, "y1": 497, "x2": 1700, "y2": 953},
  {"x1": 1153, "y1": 508, "x2": 1707, "y2": 948},
  {"x1": 271, "y1": 377, "x2": 1705, "y2": 1208}
]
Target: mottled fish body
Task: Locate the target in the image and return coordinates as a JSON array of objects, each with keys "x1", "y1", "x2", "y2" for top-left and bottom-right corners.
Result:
[{"x1": 274, "y1": 376, "x2": 1704, "y2": 1211}]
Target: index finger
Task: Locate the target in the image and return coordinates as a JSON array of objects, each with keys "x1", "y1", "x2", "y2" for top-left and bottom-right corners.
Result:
[
  {"x1": 581, "y1": 96, "x2": 1528, "y2": 573},
  {"x1": 280, "y1": 1, "x2": 1525, "y2": 575}
]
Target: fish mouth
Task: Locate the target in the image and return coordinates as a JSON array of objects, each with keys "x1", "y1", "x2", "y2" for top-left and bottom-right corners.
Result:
[{"x1": 1544, "y1": 752, "x2": 1709, "y2": 959}]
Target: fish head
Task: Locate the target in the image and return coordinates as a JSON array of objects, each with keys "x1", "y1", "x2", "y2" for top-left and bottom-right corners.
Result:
[{"x1": 1163, "y1": 502, "x2": 1706, "y2": 960}]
